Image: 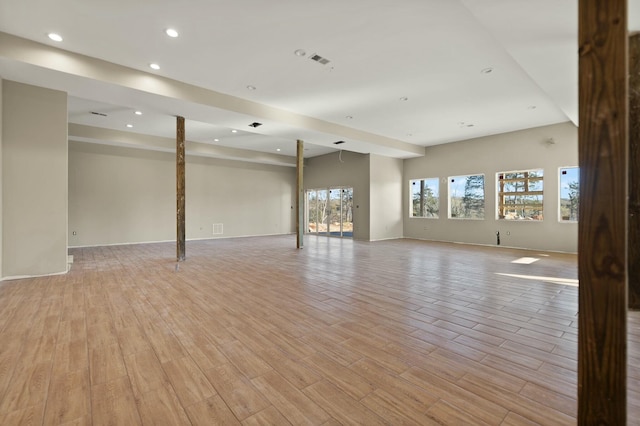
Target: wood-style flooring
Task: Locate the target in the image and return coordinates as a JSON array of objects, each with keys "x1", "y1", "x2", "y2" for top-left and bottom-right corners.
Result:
[{"x1": 0, "y1": 235, "x2": 638, "y2": 425}]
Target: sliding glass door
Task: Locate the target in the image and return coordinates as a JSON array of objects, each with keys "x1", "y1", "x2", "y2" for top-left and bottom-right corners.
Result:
[
  {"x1": 305, "y1": 187, "x2": 353, "y2": 238},
  {"x1": 341, "y1": 188, "x2": 353, "y2": 237}
]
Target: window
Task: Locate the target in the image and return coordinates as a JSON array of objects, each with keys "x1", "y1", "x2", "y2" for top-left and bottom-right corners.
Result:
[
  {"x1": 410, "y1": 178, "x2": 439, "y2": 218},
  {"x1": 449, "y1": 174, "x2": 485, "y2": 219},
  {"x1": 559, "y1": 167, "x2": 579, "y2": 222},
  {"x1": 497, "y1": 169, "x2": 543, "y2": 220}
]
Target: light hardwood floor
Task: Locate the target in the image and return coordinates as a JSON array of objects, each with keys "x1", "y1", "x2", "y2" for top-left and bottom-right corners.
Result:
[{"x1": 0, "y1": 235, "x2": 638, "y2": 425}]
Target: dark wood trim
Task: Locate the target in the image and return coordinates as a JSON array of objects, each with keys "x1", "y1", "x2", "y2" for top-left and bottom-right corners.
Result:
[
  {"x1": 578, "y1": 0, "x2": 628, "y2": 423},
  {"x1": 630, "y1": 32, "x2": 640, "y2": 310},
  {"x1": 177, "y1": 116, "x2": 186, "y2": 261},
  {"x1": 296, "y1": 139, "x2": 304, "y2": 249}
]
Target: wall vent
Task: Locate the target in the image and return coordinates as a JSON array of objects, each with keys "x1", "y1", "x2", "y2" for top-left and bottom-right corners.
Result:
[
  {"x1": 213, "y1": 223, "x2": 224, "y2": 235},
  {"x1": 310, "y1": 54, "x2": 331, "y2": 65}
]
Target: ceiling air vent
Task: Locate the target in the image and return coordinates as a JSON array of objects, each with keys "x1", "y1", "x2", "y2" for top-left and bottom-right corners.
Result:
[
  {"x1": 248, "y1": 122, "x2": 262, "y2": 128},
  {"x1": 333, "y1": 140, "x2": 345, "y2": 145},
  {"x1": 90, "y1": 111, "x2": 107, "y2": 117},
  {"x1": 310, "y1": 53, "x2": 331, "y2": 65}
]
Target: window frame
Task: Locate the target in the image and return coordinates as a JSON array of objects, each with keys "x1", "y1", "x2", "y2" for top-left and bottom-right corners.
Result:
[
  {"x1": 409, "y1": 177, "x2": 440, "y2": 218},
  {"x1": 448, "y1": 174, "x2": 485, "y2": 220},
  {"x1": 559, "y1": 166, "x2": 579, "y2": 223},
  {"x1": 496, "y1": 169, "x2": 544, "y2": 221}
]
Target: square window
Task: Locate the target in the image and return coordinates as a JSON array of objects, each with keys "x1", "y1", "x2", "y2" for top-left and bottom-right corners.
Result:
[
  {"x1": 410, "y1": 178, "x2": 439, "y2": 218},
  {"x1": 497, "y1": 169, "x2": 543, "y2": 221},
  {"x1": 449, "y1": 174, "x2": 485, "y2": 219}
]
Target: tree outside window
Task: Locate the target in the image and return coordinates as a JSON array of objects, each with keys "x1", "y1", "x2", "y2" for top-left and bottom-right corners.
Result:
[
  {"x1": 410, "y1": 178, "x2": 439, "y2": 218},
  {"x1": 449, "y1": 174, "x2": 485, "y2": 219},
  {"x1": 560, "y1": 167, "x2": 579, "y2": 222}
]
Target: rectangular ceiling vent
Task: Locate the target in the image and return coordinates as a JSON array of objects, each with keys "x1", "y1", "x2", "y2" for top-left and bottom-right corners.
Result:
[
  {"x1": 90, "y1": 111, "x2": 107, "y2": 117},
  {"x1": 310, "y1": 54, "x2": 330, "y2": 65}
]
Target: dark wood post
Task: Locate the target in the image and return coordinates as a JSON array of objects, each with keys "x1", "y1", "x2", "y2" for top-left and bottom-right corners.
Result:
[
  {"x1": 296, "y1": 140, "x2": 304, "y2": 249},
  {"x1": 177, "y1": 116, "x2": 186, "y2": 261},
  {"x1": 630, "y1": 32, "x2": 640, "y2": 310},
  {"x1": 578, "y1": 0, "x2": 628, "y2": 423},
  {"x1": 419, "y1": 180, "x2": 425, "y2": 217}
]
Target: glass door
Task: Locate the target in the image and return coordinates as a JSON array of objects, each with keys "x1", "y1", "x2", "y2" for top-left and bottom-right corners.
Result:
[
  {"x1": 306, "y1": 190, "x2": 318, "y2": 233},
  {"x1": 316, "y1": 189, "x2": 329, "y2": 236},
  {"x1": 305, "y1": 187, "x2": 353, "y2": 238},
  {"x1": 342, "y1": 188, "x2": 353, "y2": 237},
  {"x1": 328, "y1": 188, "x2": 341, "y2": 236}
]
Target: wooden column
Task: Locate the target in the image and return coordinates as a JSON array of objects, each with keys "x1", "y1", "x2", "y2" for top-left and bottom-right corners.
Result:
[
  {"x1": 419, "y1": 180, "x2": 425, "y2": 217},
  {"x1": 630, "y1": 32, "x2": 640, "y2": 310},
  {"x1": 296, "y1": 140, "x2": 304, "y2": 249},
  {"x1": 177, "y1": 116, "x2": 186, "y2": 261},
  {"x1": 578, "y1": 1, "x2": 628, "y2": 423}
]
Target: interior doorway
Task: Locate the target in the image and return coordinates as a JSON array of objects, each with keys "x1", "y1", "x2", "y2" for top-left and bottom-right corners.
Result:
[{"x1": 305, "y1": 187, "x2": 353, "y2": 237}]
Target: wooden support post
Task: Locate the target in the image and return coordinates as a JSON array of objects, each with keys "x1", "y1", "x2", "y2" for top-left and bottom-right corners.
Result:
[
  {"x1": 578, "y1": 0, "x2": 628, "y2": 423},
  {"x1": 296, "y1": 140, "x2": 304, "y2": 249},
  {"x1": 177, "y1": 116, "x2": 186, "y2": 261},
  {"x1": 419, "y1": 180, "x2": 425, "y2": 217},
  {"x1": 630, "y1": 32, "x2": 640, "y2": 310}
]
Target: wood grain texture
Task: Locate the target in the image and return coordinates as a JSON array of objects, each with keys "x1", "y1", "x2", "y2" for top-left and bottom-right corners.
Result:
[
  {"x1": 1, "y1": 236, "x2": 640, "y2": 423},
  {"x1": 578, "y1": 0, "x2": 628, "y2": 423},
  {"x1": 630, "y1": 32, "x2": 640, "y2": 310},
  {"x1": 296, "y1": 139, "x2": 304, "y2": 249},
  {"x1": 176, "y1": 115, "x2": 186, "y2": 261}
]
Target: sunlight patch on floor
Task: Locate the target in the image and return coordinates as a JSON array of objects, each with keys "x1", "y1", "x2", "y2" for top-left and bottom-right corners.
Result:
[
  {"x1": 496, "y1": 272, "x2": 579, "y2": 287},
  {"x1": 511, "y1": 257, "x2": 540, "y2": 264}
]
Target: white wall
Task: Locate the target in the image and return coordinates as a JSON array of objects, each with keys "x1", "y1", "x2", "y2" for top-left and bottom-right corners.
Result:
[
  {"x1": 304, "y1": 151, "x2": 371, "y2": 240},
  {"x1": 2, "y1": 80, "x2": 68, "y2": 277},
  {"x1": 370, "y1": 154, "x2": 403, "y2": 241},
  {"x1": 0, "y1": 78, "x2": 3, "y2": 278},
  {"x1": 68, "y1": 141, "x2": 296, "y2": 247},
  {"x1": 403, "y1": 122, "x2": 578, "y2": 252}
]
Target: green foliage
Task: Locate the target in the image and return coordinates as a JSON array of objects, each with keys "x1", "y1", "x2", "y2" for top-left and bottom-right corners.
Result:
[{"x1": 462, "y1": 175, "x2": 485, "y2": 218}]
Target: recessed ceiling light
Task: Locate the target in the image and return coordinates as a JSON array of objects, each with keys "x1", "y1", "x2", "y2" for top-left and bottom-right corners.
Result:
[
  {"x1": 214, "y1": 138, "x2": 220, "y2": 142},
  {"x1": 276, "y1": 148, "x2": 281, "y2": 152},
  {"x1": 400, "y1": 97, "x2": 409, "y2": 101},
  {"x1": 126, "y1": 124, "x2": 133, "y2": 128},
  {"x1": 294, "y1": 49, "x2": 306, "y2": 57},
  {"x1": 165, "y1": 28, "x2": 179, "y2": 38},
  {"x1": 481, "y1": 67, "x2": 493, "y2": 74},
  {"x1": 134, "y1": 110, "x2": 142, "y2": 115},
  {"x1": 246, "y1": 85, "x2": 256, "y2": 91},
  {"x1": 149, "y1": 63, "x2": 160, "y2": 70},
  {"x1": 48, "y1": 33, "x2": 63, "y2": 42},
  {"x1": 231, "y1": 130, "x2": 238, "y2": 133}
]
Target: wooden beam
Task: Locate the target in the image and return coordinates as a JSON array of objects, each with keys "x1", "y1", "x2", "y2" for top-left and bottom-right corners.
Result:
[
  {"x1": 419, "y1": 180, "x2": 425, "y2": 217},
  {"x1": 578, "y1": 0, "x2": 628, "y2": 423},
  {"x1": 177, "y1": 116, "x2": 186, "y2": 261},
  {"x1": 296, "y1": 140, "x2": 304, "y2": 249},
  {"x1": 630, "y1": 32, "x2": 640, "y2": 310}
]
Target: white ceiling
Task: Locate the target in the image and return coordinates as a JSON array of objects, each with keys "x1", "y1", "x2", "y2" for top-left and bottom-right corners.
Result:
[{"x1": 1, "y1": 0, "x2": 639, "y2": 162}]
